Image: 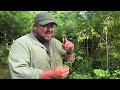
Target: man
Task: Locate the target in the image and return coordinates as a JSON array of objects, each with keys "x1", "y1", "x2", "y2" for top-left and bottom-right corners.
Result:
[{"x1": 8, "y1": 11, "x2": 74, "y2": 79}]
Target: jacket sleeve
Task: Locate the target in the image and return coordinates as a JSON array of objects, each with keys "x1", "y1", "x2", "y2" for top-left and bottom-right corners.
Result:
[{"x1": 8, "y1": 40, "x2": 43, "y2": 79}]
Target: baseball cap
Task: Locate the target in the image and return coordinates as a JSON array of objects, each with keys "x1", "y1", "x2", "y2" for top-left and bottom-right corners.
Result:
[{"x1": 34, "y1": 11, "x2": 57, "y2": 26}]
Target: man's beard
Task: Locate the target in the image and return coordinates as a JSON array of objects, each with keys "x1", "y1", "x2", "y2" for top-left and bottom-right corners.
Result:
[{"x1": 38, "y1": 34, "x2": 53, "y2": 42}]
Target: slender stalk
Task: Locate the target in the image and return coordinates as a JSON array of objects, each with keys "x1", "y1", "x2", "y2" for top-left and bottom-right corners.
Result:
[{"x1": 106, "y1": 32, "x2": 109, "y2": 71}]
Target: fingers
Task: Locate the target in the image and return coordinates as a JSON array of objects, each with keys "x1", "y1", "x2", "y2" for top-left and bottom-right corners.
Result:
[
  {"x1": 56, "y1": 66, "x2": 69, "y2": 72},
  {"x1": 61, "y1": 70, "x2": 69, "y2": 79},
  {"x1": 61, "y1": 67, "x2": 69, "y2": 79},
  {"x1": 62, "y1": 41, "x2": 74, "y2": 53},
  {"x1": 54, "y1": 66, "x2": 69, "y2": 79},
  {"x1": 64, "y1": 42, "x2": 72, "y2": 49},
  {"x1": 62, "y1": 34, "x2": 71, "y2": 48},
  {"x1": 63, "y1": 34, "x2": 67, "y2": 44},
  {"x1": 63, "y1": 66, "x2": 69, "y2": 73},
  {"x1": 62, "y1": 41, "x2": 68, "y2": 48},
  {"x1": 62, "y1": 34, "x2": 74, "y2": 52}
]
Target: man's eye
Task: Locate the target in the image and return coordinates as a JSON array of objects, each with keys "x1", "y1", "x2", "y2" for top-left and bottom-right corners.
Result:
[
  {"x1": 41, "y1": 24, "x2": 54, "y2": 28},
  {"x1": 41, "y1": 25, "x2": 47, "y2": 27},
  {"x1": 50, "y1": 25, "x2": 54, "y2": 28}
]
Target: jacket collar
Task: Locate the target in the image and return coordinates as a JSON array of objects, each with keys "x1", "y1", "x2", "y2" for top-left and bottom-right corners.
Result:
[
  {"x1": 29, "y1": 32, "x2": 53, "y2": 57},
  {"x1": 29, "y1": 32, "x2": 48, "y2": 51}
]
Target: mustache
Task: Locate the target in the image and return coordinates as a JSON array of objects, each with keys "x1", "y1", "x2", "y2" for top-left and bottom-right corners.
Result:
[{"x1": 45, "y1": 32, "x2": 53, "y2": 34}]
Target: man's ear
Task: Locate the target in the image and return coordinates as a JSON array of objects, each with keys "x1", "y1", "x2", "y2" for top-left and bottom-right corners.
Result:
[{"x1": 33, "y1": 23, "x2": 37, "y2": 30}]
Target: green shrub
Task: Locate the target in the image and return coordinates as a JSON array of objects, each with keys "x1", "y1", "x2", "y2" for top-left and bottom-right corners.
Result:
[
  {"x1": 93, "y1": 69, "x2": 110, "y2": 79},
  {"x1": 0, "y1": 44, "x2": 9, "y2": 64}
]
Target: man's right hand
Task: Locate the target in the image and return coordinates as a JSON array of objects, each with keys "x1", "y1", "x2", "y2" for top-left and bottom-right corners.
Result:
[{"x1": 39, "y1": 66, "x2": 69, "y2": 79}]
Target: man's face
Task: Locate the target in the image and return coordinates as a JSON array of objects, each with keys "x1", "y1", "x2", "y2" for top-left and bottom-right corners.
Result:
[{"x1": 34, "y1": 23, "x2": 55, "y2": 41}]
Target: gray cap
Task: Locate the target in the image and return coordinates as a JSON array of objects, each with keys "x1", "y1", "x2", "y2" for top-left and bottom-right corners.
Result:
[{"x1": 34, "y1": 11, "x2": 57, "y2": 26}]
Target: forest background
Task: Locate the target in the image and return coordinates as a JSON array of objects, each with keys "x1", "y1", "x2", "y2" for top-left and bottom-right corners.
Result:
[{"x1": 0, "y1": 11, "x2": 120, "y2": 79}]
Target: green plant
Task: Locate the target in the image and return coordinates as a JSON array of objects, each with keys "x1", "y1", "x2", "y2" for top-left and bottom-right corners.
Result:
[
  {"x1": 93, "y1": 69, "x2": 110, "y2": 79},
  {"x1": 0, "y1": 44, "x2": 9, "y2": 64},
  {"x1": 112, "y1": 70, "x2": 120, "y2": 77},
  {"x1": 68, "y1": 72, "x2": 93, "y2": 79}
]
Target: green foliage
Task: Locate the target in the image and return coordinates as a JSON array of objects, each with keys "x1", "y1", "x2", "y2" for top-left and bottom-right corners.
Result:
[
  {"x1": 92, "y1": 69, "x2": 120, "y2": 79},
  {"x1": 68, "y1": 72, "x2": 93, "y2": 79},
  {"x1": 0, "y1": 11, "x2": 120, "y2": 79},
  {"x1": 112, "y1": 70, "x2": 120, "y2": 78},
  {"x1": 0, "y1": 44, "x2": 9, "y2": 64},
  {"x1": 52, "y1": 11, "x2": 120, "y2": 79},
  {"x1": 0, "y1": 11, "x2": 36, "y2": 64},
  {"x1": 0, "y1": 11, "x2": 36, "y2": 45},
  {"x1": 93, "y1": 69, "x2": 110, "y2": 79}
]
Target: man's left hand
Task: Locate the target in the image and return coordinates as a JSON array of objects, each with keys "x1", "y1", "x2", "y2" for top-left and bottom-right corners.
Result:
[{"x1": 62, "y1": 34, "x2": 74, "y2": 53}]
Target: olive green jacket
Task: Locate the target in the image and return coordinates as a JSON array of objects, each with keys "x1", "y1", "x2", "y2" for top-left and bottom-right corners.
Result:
[{"x1": 8, "y1": 32, "x2": 66, "y2": 79}]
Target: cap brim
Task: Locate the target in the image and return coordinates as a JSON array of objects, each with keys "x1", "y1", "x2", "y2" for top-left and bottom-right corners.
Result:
[{"x1": 38, "y1": 20, "x2": 57, "y2": 26}]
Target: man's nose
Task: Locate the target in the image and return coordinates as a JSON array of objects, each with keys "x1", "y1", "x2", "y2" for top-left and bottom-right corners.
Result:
[{"x1": 46, "y1": 26, "x2": 51, "y2": 31}]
